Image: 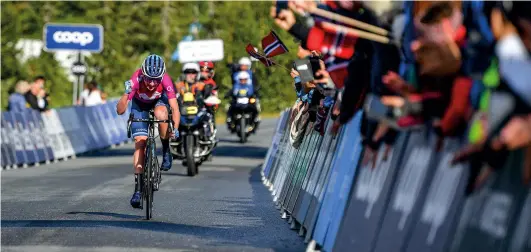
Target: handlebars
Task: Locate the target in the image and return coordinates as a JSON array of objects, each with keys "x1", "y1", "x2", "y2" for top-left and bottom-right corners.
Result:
[{"x1": 127, "y1": 109, "x2": 175, "y2": 139}]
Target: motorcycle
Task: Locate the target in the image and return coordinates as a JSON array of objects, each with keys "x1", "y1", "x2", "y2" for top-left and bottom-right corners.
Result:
[
  {"x1": 227, "y1": 87, "x2": 259, "y2": 143},
  {"x1": 170, "y1": 92, "x2": 219, "y2": 176}
]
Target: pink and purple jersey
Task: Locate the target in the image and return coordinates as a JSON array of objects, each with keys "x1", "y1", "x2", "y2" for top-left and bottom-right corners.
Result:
[{"x1": 127, "y1": 69, "x2": 176, "y2": 103}]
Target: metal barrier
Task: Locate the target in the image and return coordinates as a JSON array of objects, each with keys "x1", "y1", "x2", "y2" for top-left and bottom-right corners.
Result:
[
  {"x1": 261, "y1": 105, "x2": 530, "y2": 252},
  {"x1": 1, "y1": 100, "x2": 131, "y2": 169}
]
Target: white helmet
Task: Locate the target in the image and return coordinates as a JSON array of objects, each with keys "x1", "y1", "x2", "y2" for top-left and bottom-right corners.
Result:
[
  {"x1": 182, "y1": 62, "x2": 200, "y2": 73},
  {"x1": 236, "y1": 71, "x2": 250, "y2": 80},
  {"x1": 238, "y1": 57, "x2": 252, "y2": 68}
]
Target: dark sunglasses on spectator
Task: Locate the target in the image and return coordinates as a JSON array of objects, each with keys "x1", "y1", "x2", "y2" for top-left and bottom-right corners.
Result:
[{"x1": 184, "y1": 70, "x2": 198, "y2": 74}]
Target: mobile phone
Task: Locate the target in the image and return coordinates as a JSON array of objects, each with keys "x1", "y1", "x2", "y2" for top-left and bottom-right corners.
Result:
[
  {"x1": 276, "y1": 0, "x2": 288, "y2": 17},
  {"x1": 293, "y1": 59, "x2": 314, "y2": 84}
]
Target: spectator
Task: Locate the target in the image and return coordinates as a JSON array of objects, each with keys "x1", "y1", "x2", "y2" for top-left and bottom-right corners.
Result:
[
  {"x1": 7, "y1": 80, "x2": 30, "y2": 112},
  {"x1": 101, "y1": 92, "x2": 108, "y2": 104},
  {"x1": 24, "y1": 76, "x2": 48, "y2": 112},
  {"x1": 37, "y1": 88, "x2": 49, "y2": 111},
  {"x1": 79, "y1": 81, "x2": 103, "y2": 106}
]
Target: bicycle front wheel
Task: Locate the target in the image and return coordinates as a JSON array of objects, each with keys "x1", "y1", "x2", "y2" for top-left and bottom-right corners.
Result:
[{"x1": 144, "y1": 138, "x2": 155, "y2": 220}]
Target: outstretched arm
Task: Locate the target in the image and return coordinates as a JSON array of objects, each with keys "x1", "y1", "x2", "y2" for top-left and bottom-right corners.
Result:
[
  {"x1": 116, "y1": 94, "x2": 130, "y2": 115},
  {"x1": 117, "y1": 75, "x2": 138, "y2": 115}
]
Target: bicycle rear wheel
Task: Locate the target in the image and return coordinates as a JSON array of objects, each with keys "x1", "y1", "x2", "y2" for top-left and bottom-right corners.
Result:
[{"x1": 144, "y1": 138, "x2": 155, "y2": 220}]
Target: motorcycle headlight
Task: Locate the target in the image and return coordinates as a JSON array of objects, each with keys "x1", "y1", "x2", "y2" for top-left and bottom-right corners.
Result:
[{"x1": 250, "y1": 98, "x2": 256, "y2": 104}]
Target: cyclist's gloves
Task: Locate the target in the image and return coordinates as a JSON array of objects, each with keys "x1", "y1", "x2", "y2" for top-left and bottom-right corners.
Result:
[
  {"x1": 172, "y1": 128, "x2": 180, "y2": 139},
  {"x1": 124, "y1": 80, "x2": 133, "y2": 94}
]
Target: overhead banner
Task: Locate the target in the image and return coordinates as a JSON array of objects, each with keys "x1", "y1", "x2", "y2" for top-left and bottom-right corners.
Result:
[{"x1": 178, "y1": 39, "x2": 224, "y2": 63}]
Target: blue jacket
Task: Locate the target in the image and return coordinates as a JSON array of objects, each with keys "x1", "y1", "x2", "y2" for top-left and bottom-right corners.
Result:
[
  {"x1": 8, "y1": 93, "x2": 27, "y2": 112},
  {"x1": 232, "y1": 83, "x2": 254, "y2": 97}
]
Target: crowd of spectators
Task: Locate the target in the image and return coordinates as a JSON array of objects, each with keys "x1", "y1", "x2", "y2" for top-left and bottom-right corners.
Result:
[
  {"x1": 8, "y1": 76, "x2": 49, "y2": 113},
  {"x1": 7, "y1": 77, "x2": 107, "y2": 113},
  {"x1": 272, "y1": 0, "x2": 531, "y2": 191}
]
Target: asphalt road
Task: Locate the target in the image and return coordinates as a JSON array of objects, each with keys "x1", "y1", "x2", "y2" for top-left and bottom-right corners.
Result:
[{"x1": 1, "y1": 119, "x2": 306, "y2": 252}]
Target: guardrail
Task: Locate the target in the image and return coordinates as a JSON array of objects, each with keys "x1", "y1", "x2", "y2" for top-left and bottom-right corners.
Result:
[
  {"x1": 262, "y1": 106, "x2": 531, "y2": 252},
  {"x1": 1, "y1": 100, "x2": 131, "y2": 169}
]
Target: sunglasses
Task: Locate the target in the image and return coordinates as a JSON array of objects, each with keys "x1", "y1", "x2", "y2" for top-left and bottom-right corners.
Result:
[
  {"x1": 145, "y1": 76, "x2": 163, "y2": 84},
  {"x1": 184, "y1": 71, "x2": 198, "y2": 74}
]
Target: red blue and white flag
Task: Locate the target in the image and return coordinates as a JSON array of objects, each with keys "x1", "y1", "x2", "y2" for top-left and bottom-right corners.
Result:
[
  {"x1": 246, "y1": 44, "x2": 274, "y2": 67},
  {"x1": 261, "y1": 30, "x2": 289, "y2": 58}
]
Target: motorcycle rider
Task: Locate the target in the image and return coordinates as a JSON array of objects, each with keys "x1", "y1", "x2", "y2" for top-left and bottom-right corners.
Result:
[
  {"x1": 227, "y1": 71, "x2": 260, "y2": 133},
  {"x1": 199, "y1": 61, "x2": 221, "y2": 120},
  {"x1": 199, "y1": 61, "x2": 217, "y2": 89},
  {"x1": 174, "y1": 63, "x2": 216, "y2": 148},
  {"x1": 230, "y1": 57, "x2": 260, "y2": 95}
]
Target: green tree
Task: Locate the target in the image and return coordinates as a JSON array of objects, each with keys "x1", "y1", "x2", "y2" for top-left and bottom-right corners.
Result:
[{"x1": 1, "y1": 1, "x2": 297, "y2": 112}]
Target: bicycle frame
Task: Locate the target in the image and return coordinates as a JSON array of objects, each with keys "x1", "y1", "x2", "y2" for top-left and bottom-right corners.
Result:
[{"x1": 127, "y1": 108, "x2": 174, "y2": 220}]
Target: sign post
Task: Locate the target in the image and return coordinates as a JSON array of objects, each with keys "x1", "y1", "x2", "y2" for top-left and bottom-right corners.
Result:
[
  {"x1": 43, "y1": 23, "x2": 103, "y2": 105},
  {"x1": 71, "y1": 53, "x2": 87, "y2": 104}
]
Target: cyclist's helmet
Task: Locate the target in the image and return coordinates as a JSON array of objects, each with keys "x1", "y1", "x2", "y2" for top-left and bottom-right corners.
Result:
[{"x1": 142, "y1": 54, "x2": 166, "y2": 79}]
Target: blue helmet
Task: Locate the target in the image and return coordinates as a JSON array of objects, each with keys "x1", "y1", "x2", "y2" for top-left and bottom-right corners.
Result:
[{"x1": 141, "y1": 54, "x2": 166, "y2": 79}]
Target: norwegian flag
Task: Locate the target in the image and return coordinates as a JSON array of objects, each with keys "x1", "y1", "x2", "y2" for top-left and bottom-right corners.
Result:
[
  {"x1": 303, "y1": 3, "x2": 360, "y2": 88},
  {"x1": 246, "y1": 44, "x2": 274, "y2": 67},
  {"x1": 261, "y1": 30, "x2": 289, "y2": 58}
]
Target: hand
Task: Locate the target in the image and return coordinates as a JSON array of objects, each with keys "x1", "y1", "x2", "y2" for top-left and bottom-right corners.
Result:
[
  {"x1": 290, "y1": 68, "x2": 299, "y2": 78},
  {"x1": 332, "y1": 98, "x2": 341, "y2": 117},
  {"x1": 499, "y1": 115, "x2": 531, "y2": 150},
  {"x1": 271, "y1": 8, "x2": 296, "y2": 31},
  {"x1": 124, "y1": 80, "x2": 133, "y2": 94},
  {"x1": 310, "y1": 50, "x2": 322, "y2": 59},
  {"x1": 314, "y1": 69, "x2": 330, "y2": 85},
  {"x1": 411, "y1": 17, "x2": 462, "y2": 77},
  {"x1": 382, "y1": 71, "x2": 415, "y2": 95},
  {"x1": 490, "y1": 8, "x2": 518, "y2": 41},
  {"x1": 171, "y1": 127, "x2": 180, "y2": 140},
  {"x1": 289, "y1": 0, "x2": 316, "y2": 15}
]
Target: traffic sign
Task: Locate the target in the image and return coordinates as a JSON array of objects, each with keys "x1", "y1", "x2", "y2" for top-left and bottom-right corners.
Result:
[
  {"x1": 178, "y1": 39, "x2": 224, "y2": 63},
  {"x1": 71, "y1": 61, "x2": 87, "y2": 76},
  {"x1": 43, "y1": 23, "x2": 104, "y2": 52}
]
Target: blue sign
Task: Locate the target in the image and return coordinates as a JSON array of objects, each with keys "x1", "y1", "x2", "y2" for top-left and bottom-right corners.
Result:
[{"x1": 43, "y1": 23, "x2": 103, "y2": 52}]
